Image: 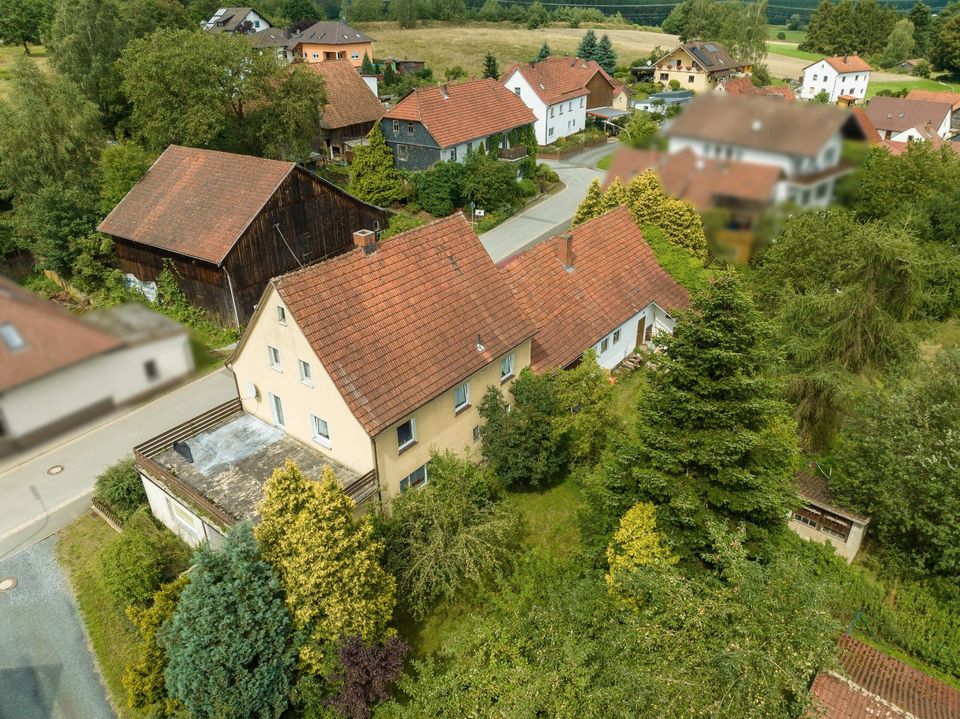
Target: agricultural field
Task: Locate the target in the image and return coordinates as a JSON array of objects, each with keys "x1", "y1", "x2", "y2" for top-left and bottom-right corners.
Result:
[
  {"x1": 0, "y1": 44, "x2": 48, "y2": 98},
  {"x1": 867, "y1": 77, "x2": 959, "y2": 97},
  {"x1": 766, "y1": 25, "x2": 808, "y2": 43}
]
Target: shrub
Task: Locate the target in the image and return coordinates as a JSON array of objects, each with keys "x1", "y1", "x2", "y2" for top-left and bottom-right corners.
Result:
[
  {"x1": 326, "y1": 636, "x2": 409, "y2": 719},
  {"x1": 415, "y1": 162, "x2": 465, "y2": 216},
  {"x1": 776, "y1": 31, "x2": 786, "y2": 39},
  {"x1": 517, "y1": 178, "x2": 537, "y2": 198},
  {"x1": 461, "y1": 150, "x2": 520, "y2": 211},
  {"x1": 380, "y1": 212, "x2": 424, "y2": 239},
  {"x1": 94, "y1": 458, "x2": 147, "y2": 523},
  {"x1": 668, "y1": 79, "x2": 681, "y2": 90}
]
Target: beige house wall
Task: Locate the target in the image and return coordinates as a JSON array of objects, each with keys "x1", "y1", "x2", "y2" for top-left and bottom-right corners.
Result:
[
  {"x1": 230, "y1": 286, "x2": 375, "y2": 475},
  {"x1": 296, "y1": 41, "x2": 374, "y2": 67},
  {"x1": 789, "y1": 517, "x2": 867, "y2": 564},
  {"x1": 373, "y1": 339, "x2": 533, "y2": 501}
]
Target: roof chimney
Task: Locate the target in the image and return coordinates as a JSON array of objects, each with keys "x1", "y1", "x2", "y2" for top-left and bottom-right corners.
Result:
[
  {"x1": 558, "y1": 233, "x2": 574, "y2": 270},
  {"x1": 353, "y1": 228, "x2": 377, "y2": 254}
]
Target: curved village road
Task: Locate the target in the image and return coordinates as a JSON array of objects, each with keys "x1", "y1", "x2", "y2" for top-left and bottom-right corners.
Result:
[{"x1": 480, "y1": 140, "x2": 615, "y2": 263}]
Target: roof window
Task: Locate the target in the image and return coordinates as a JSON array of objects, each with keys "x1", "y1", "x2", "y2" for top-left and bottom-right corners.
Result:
[{"x1": 0, "y1": 323, "x2": 25, "y2": 351}]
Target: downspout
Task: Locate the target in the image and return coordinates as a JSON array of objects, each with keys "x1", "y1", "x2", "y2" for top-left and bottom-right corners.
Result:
[
  {"x1": 223, "y1": 267, "x2": 241, "y2": 329},
  {"x1": 371, "y1": 435, "x2": 384, "y2": 510}
]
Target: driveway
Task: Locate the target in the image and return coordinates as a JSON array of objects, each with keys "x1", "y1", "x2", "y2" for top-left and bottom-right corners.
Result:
[
  {"x1": 0, "y1": 536, "x2": 116, "y2": 719},
  {"x1": 481, "y1": 141, "x2": 617, "y2": 263},
  {"x1": 0, "y1": 369, "x2": 238, "y2": 561}
]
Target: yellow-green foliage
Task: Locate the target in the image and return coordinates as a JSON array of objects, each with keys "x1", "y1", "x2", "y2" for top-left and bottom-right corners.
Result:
[
  {"x1": 624, "y1": 170, "x2": 666, "y2": 226},
  {"x1": 571, "y1": 177, "x2": 604, "y2": 226},
  {"x1": 123, "y1": 576, "x2": 189, "y2": 717},
  {"x1": 255, "y1": 461, "x2": 396, "y2": 674},
  {"x1": 605, "y1": 501, "x2": 676, "y2": 599},
  {"x1": 659, "y1": 197, "x2": 708, "y2": 259},
  {"x1": 599, "y1": 177, "x2": 627, "y2": 213}
]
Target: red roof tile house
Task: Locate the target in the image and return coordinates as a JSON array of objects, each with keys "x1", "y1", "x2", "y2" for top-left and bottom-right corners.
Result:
[
  {"x1": 865, "y1": 96, "x2": 954, "y2": 142},
  {"x1": 305, "y1": 60, "x2": 384, "y2": 161},
  {"x1": 800, "y1": 55, "x2": 872, "y2": 104},
  {"x1": 502, "y1": 56, "x2": 625, "y2": 145},
  {"x1": 381, "y1": 78, "x2": 536, "y2": 170},
  {"x1": 0, "y1": 277, "x2": 193, "y2": 456},
  {"x1": 498, "y1": 206, "x2": 689, "y2": 372},
  {"x1": 99, "y1": 145, "x2": 387, "y2": 328},
  {"x1": 810, "y1": 634, "x2": 960, "y2": 719}
]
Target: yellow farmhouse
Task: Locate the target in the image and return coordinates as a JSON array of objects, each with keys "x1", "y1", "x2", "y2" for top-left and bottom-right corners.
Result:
[{"x1": 654, "y1": 42, "x2": 750, "y2": 93}]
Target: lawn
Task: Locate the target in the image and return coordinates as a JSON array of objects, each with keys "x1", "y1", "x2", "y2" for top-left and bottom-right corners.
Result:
[
  {"x1": 765, "y1": 42, "x2": 820, "y2": 62},
  {"x1": 867, "y1": 77, "x2": 959, "y2": 97},
  {"x1": 57, "y1": 513, "x2": 145, "y2": 719},
  {"x1": 766, "y1": 25, "x2": 807, "y2": 43},
  {"x1": 596, "y1": 152, "x2": 613, "y2": 170},
  {"x1": 0, "y1": 44, "x2": 48, "y2": 98}
]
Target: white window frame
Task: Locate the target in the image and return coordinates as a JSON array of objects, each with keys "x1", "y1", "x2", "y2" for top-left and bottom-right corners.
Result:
[
  {"x1": 600, "y1": 337, "x2": 609, "y2": 353},
  {"x1": 454, "y1": 382, "x2": 469, "y2": 412},
  {"x1": 311, "y1": 414, "x2": 331, "y2": 448},
  {"x1": 276, "y1": 305, "x2": 286, "y2": 324},
  {"x1": 399, "y1": 464, "x2": 428, "y2": 492},
  {"x1": 268, "y1": 392, "x2": 285, "y2": 427},
  {"x1": 613, "y1": 329, "x2": 621, "y2": 344},
  {"x1": 298, "y1": 359, "x2": 313, "y2": 386},
  {"x1": 397, "y1": 144, "x2": 408, "y2": 161},
  {"x1": 268, "y1": 345, "x2": 281, "y2": 372},
  {"x1": 500, "y1": 353, "x2": 515, "y2": 382},
  {"x1": 397, "y1": 418, "x2": 416, "y2": 451},
  {"x1": 392, "y1": 120, "x2": 400, "y2": 133},
  {"x1": 166, "y1": 496, "x2": 201, "y2": 539}
]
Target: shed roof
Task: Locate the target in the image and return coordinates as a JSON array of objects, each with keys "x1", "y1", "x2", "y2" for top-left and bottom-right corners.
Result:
[
  {"x1": 305, "y1": 60, "x2": 384, "y2": 129},
  {"x1": 497, "y1": 206, "x2": 689, "y2": 372},
  {"x1": 383, "y1": 78, "x2": 536, "y2": 149},
  {"x1": 865, "y1": 96, "x2": 952, "y2": 133},
  {"x1": 0, "y1": 276, "x2": 122, "y2": 392},
  {"x1": 795, "y1": 472, "x2": 869, "y2": 524},
  {"x1": 501, "y1": 56, "x2": 613, "y2": 106},
  {"x1": 665, "y1": 93, "x2": 860, "y2": 157},
  {"x1": 98, "y1": 146, "x2": 298, "y2": 265},
  {"x1": 272, "y1": 213, "x2": 536, "y2": 436}
]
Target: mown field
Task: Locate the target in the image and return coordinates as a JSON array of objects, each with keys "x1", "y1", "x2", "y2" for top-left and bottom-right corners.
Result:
[{"x1": 0, "y1": 44, "x2": 48, "y2": 98}]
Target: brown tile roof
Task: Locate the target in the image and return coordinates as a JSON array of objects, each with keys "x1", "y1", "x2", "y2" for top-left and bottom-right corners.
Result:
[
  {"x1": 251, "y1": 26, "x2": 290, "y2": 48},
  {"x1": 604, "y1": 147, "x2": 781, "y2": 208},
  {"x1": 820, "y1": 54, "x2": 873, "y2": 73},
  {"x1": 906, "y1": 89, "x2": 960, "y2": 112},
  {"x1": 665, "y1": 42, "x2": 744, "y2": 73},
  {"x1": 288, "y1": 20, "x2": 373, "y2": 48},
  {"x1": 666, "y1": 93, "x2": 858, "y2": 157},
  {"x1": 812, "y1": 635, "x2": 960, "y2": 719},
  {"x1": 497, "y1": 206, "x2": 689, "y2": 372},
  {"x1": 852, "y1": 107, "x2": 883, "y2": 144},
  {"x1": 383, "y1": 78, "x2": 536, "y2": 149},
  {"x1": 273, "y1": 213, "x2": 536, "y2": 436},
  {"x1": 501, "y1": 56, "x2": 611, "y2": 106},
  {"x1": 865, "y1": 96, "x2": 952, "y2": 134},
  {"x1": 881, "y1": 135, "x2": 960, "y2": 156},
  {"x1": 795, "y1": 472, "x2": 869, "y2": 523},
  {"x1": 98, "y1": 146, "x2": 297, "y2": 265},
  {"x1": 0, "y1": 276, "x2": 122, "y2": 392},
  {"x1": 305, "y1": 60, "x2": 384, "y2": 129},
  {"x1": 206, "y1": 7, "x2": 258, "y2": 33}
]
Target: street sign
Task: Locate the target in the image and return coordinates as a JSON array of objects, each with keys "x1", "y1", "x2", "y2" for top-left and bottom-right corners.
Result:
[{"x1": 474, "y1": 209, "x2": 485, "y2": 217}]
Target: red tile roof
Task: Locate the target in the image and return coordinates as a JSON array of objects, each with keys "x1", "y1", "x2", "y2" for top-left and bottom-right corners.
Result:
[
  {"x1": 383, "y1": 78, "x2": 536, "y2": 149},
  {"x1": 501, "y1": 56, "x2": 613, "y2": 106},
  {"x1": 720, "y1": 78, "x2": 796, "y2": 102},
  {"x1": 822, "y1": 55, "x2": 873, "y2": 73},
  {"x1": 498, "y1": 206, "x2": 689, "y2": 371},
  {"x1": 304, "y1": 60, "x2": 384, "y2": 129},
  {"x1": 0, "y1": 276, "x2": 122, "y2": 392},
  {"x1": 811, "y1": 635, "x2": 960, "y2": 719},
  {"x1": 906, "y1": 89, "x2": 960, "y2": 112},
  {"x1": 98, "y1": 145, "x2": 296, "y2": 265},
  {"x1": 852, "y1": 107, "x2": 883, "y2": 144},
  {"x1": 604, "y1": 147, "x2": 781, "y2": 208},
  {"x1": 273, "y1": 213, "x2": 536, "y2": 436}
]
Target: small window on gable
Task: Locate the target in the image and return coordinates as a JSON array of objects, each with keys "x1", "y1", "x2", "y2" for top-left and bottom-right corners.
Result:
[
  {"x1": 580, "y1": 97, "x2": 584, "y2": 107},
  {"x1": 514, "y1": 87, "x2": 521, "y2": 96},
  {"x1": 276, "y1": 305, "x2": 286, "y2": 324},
  {"x1": 500, "y1": 353, "x2": 515, "y2": 381},
  {"x1": 268, "y1": 345, "x2": 281, "y2": 371},
  {"x1": 144, "y1": 359, "x2": 159, "y2": 381},
  {"x1": 454, "y1": 382, "x2": 469, "y2": 412},
  {"x1": 613, "y1": 329, "x2": 621, "y2": 344},
  {"x1": 298, "y1": 359, "x2": 312, "y2": 385},
  {"x1": 397, "y1": 418, "x2": 416, "y2": 451},
  {"x1": 813, "y1": 73, "x2": 818, "y2": 81},
  {"x1": 311, "y1": 414, "x2": 330, "y2": 446},
  {"x1": 600, "y1": 337, "x2": 609, "y2": 353},
  {"x1": 392, "y1": 120, "x2": 400, "y2": 133}
]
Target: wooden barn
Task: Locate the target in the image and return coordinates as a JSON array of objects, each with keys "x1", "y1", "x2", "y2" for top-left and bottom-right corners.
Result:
[{"x1": 99, "y1": 145, "x2": 387, "y2": 328}]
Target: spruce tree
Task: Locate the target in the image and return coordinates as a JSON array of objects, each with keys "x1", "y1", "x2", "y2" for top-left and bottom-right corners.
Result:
[
  {"x1": 361, "y1": 51, "x2": 375, "y2": 74},
  {"x1": 572, "y1": 177, "x2": 605, "y2": 225},
  {"x1": 536, "y1": 41, "x2": 551, "y2": 61},
  {"x1": 349, "y1": 123, "x2": 405, "y2": 206},
  {"x1": 909, "y1": 0, "x2": 932, "y2": 56},
  {"x1": 577, "y1": 29, "x2": 598, "y2": 60},
  {"x1": 596, "y1": 33, "x2": 617, "y2": 74},
  {"x1": 628, "y1": 274, "x2": 798, "y2": 554},
  {"x1": 482, "y1": 51, "x2": 499, "y2": 79},
  {"x1": 256, "y1": 462, "x2": 396, "y2": 674}
]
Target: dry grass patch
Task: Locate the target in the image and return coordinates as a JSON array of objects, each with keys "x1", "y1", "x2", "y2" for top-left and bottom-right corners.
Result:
[{"x1": 0, "y1": 44, "x2": 49, "y2": 98}]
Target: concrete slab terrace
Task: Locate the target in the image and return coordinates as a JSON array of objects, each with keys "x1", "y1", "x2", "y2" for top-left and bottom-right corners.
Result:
[{"x1": 153, "y1": 412, "x2": 360, "y2": 522}]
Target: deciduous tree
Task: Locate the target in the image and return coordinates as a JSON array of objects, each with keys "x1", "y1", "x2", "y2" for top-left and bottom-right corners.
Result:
[
  {"x1": 605, "y1": 501, "x2": 675, "y2": 601},
  {"x1": 256, "y1": 462, "x2": 396, "y2": 674},
  {"x1": 932, "y1": 12, "x2": 960, "y2": 73},
  {"x1": 881, "y1": 18, "x2": 916, "y2": 67},
  {"x1": 99, "y1": 142, "x2": 158, "y2": 216},
  {"x1": 0, "y1": 0, "x2": 46, "y2": 53},
  {"x1": 258, "y1": 64, "x2": 327, "y2": 162}
]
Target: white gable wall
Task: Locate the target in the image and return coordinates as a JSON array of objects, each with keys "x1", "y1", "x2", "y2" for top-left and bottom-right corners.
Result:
[
  {"x1": 503, "y1": 69, "x2": 588, "y2": 145},
  {"x1": 592, "y1": 302, "x2": 676, "y2": 370},
  {"x1": 504, "y1": 70, "x2": 550, "y2": 145},
  {"x1": 800, "y1": 60, "x2": 870, "y2": 102}
]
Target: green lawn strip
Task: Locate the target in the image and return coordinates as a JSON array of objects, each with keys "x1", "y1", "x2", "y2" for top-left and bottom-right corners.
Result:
[
  {"x1": 867, "y1": 78, "x2": 958, "y2": 97},
  {"x1": 596, "y1": 153, "x2": 613, "y2": 171},
  {"x1": 57, "y1": 513, "x2": 145, "y2": 719},
  {"x1": 766, "y1": 42, "x2": 821, "y2": 62}
]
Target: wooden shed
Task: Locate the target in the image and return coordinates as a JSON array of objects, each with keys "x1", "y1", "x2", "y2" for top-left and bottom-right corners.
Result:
[{"x1": 99, "y1": 145, "x2": 387, "y2": 328}]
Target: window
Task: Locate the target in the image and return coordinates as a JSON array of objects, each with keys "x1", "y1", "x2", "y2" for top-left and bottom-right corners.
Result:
[
  {"x1": 392, "y1": 120, "x2": 400, "y2": 133},
  {"x1": 472, "y1": 425, "x2": 480, "y2": 443},
  {"x1": 467, "y1": 142, "x2": 473, "y2": 153},
  {"x1": 407, "y1": 122, "x2": 414, "y2": 135},
  {"x1": 514, "y1": 87, "x2": 521, "y2": 96},
  {"x1": 559, "y1": 103, "x2": 564, "y2": 114},
  {"x1": 812, "y1": 73, "x2": 817, "y2": 81},
  {"x1": 269, "y1": 393, "x2": 285, "y2": 427},
  {"x1": 454, "y1": 382, "x2": 469, "y2": 411},
  {"x1": 397, "y1": 144, "x2": 408, "y2": 161},
  {"x1": 815, "y1": 182, "x2": 830, "y2": 199},
  {"x1": 267, "y1": 345, "x2": 281, "y2": 371},
  {"x1": 500, "y1": 353, "x2": 515, "y2": 381},
  {"x1": 659, "y1": 72, "x2": 668, "y2": 81},
  {"x1": 548, "y1": 127, "x2": 554, "y2": 137},
  {"x1": 399, "y1": 464, "x2": 428, "y2": 492},
  {"x1": 613, "y1": 329, "x2": 621, "y2": 343},
  {"x1": 311, "y1": 52, "x2": 319, "y2": 60},
  {"x1": 298, "y1": 359, "x2": 313, "y2": 385},
  {"x1": 0, "y1": 323, "x2": 25, "y2": 351},
  {"x1": 276, "y1": 305, "x2": 286, "y2": 324},
  {"x1": 311, "y1": 414, "x2": 331, "y2": 447},
  {"x1": 351, "y1": 51, "x2": 360, "y2": 60},
  {"x1": 450, "y1": 147, "x2": 457, "y2": 161},
  {"x1": 580, "y1": 97, "x2": 584, "y2": 107},
  {"x1": 397, "y1": 418, "x2": 416, "y2": 450},
  {"x1": 568, "y1": 101, "x2": 572, "y2": 111},
  {"x1": 144, "y1": 359, "x2": 159, "y2": 381},
  {"x1": 600, "y1": 337, "x2": 609, "y2": 353},
  {"x1": 549, "y1": 106, "x2": 555, "y2": 117},
  {"x1": 166, "y1": 497, "x2": 200, "y2": 538},
  {"x1": 688, "y1": 75, "x2": 694, "y2": 83}
]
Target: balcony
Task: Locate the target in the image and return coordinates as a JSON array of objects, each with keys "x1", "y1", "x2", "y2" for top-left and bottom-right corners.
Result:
[{"x1": 498, "y1": 144, "x2": 528, "y2": 161}]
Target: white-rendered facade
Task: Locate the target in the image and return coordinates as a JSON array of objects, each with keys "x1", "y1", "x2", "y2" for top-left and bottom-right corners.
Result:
[
  {"x1": 800, "y1": 60, "x2": 870, "y2": 103},
  {"x1": 503, "y1": 68, "x2": 588, "y2": 146},
  {"x1": 592, "y1": 302, "x2": 676, "y2": 370}
]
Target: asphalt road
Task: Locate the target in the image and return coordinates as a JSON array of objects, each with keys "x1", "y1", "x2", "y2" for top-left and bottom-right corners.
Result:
[
  {"x1": 0, "y1": 369, "x2": 238, "y2": 561},
  {"x1": 0, "y1": 537, "x2": 116, "y2": 719},
  {"x1": 480, "y1": 140, "x2": 616, "y2": 263}
]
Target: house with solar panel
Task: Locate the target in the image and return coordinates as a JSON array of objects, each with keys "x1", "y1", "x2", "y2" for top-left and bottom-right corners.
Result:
[
  {"x1": 203, "y1": 6, "x2": 271, "y2": 34},
  {"x1": 653, "y1": 42, "x2": 749, "y2": 93}
]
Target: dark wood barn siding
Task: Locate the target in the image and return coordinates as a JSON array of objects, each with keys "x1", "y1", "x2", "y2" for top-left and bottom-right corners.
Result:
[
  {"x1": 224, "y1": 168, "x2": 387, "y2": 325},
  {"x1": 586, "y1": 73, "x2": 615, "y2": 109}
]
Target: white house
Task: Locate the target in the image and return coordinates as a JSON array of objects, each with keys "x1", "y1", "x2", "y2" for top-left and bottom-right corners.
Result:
[
  {"x1": 203, "y1": 6, "x2": 271, "y2": 33},
  {"x1": 664, "y1": 93, "x2": 867, "y2": 207},
  {"x1": 800, "y1": 55, "x2": 872, "y2": 104},
  {"x1": 864, "y1": 96, "x2": 953, "y2": 141},
  {"x1": 501, "y1": 58, "x2": 597, "y2": 146}
]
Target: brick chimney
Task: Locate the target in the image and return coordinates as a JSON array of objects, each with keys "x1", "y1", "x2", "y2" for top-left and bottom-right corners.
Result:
[
  {"x1": 558, "y1": 233, "x2": 574, "y2": 270},
  {"x1": 353, "y1": 228, "x2": 377, "y2": 254}
]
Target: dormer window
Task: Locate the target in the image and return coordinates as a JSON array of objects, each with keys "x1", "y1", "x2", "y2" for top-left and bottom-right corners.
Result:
[{"x1": 0, "y1": 323, "x2": 25, "y2": 351}]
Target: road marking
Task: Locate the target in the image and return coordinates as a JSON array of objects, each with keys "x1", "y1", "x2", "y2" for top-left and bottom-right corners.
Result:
[{"x1": 0, "y1": 488, "x2": 94, "y2": 541}]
